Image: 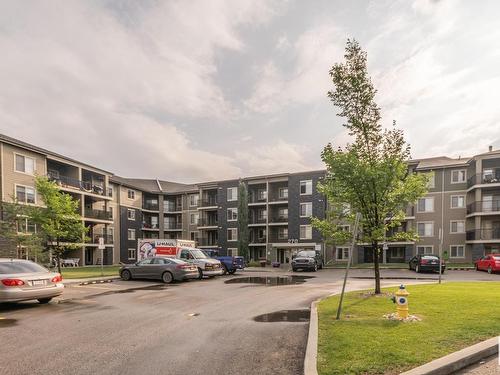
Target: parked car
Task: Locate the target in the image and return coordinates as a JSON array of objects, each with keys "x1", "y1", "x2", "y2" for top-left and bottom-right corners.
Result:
[
  {"x1": 475, "y1": 254, "x2": 500, "y2": 274},
  {"x1": 0, "y1": 258, "x2": 64, "y2": 304},
  {"x1": 120, "y1": 257, "x2": 199, "y2": 283},
  {"x1": 202, "y1": 249, "x2": 245, "y2": 275},
  {"x1": 409, "y1": 255, "x2": 446, "y2": 273},
  {"x1": 292, "y1": 250, "x2": 323, "y2": 272}
]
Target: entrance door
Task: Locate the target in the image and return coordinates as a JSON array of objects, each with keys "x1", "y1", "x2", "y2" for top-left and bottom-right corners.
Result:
[
  {"x1": 85, "y1": 248, "x2": 93, "y2": 265},
  {"x1": 387, "y1": 247, "x2": 405, "y2": 263}
]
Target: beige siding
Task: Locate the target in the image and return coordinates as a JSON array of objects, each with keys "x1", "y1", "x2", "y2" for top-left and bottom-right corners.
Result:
[{"x1": 119, "y1": 186, "x2": 142, "y2": 208}]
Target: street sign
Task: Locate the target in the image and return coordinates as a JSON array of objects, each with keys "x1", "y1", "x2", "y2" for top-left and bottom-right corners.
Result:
[{"x1": 98, "y1": 237, "x2": 105, "y2": 250}]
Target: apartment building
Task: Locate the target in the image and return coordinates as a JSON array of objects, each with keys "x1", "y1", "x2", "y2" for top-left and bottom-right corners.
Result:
[
  {"x1": 0, "y1": 134, "x2": 117, "y2": 264},
  {"x1": 1, "y1": 133, "x2": 499, "y2": 266}
]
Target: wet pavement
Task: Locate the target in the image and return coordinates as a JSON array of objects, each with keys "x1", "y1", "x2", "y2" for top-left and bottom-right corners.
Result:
[
  {"x1": 254, "y1": 309, "x2": 310, "y2": 322},
  {"x1": 224, "y1": 275, "x2": 314, "y2": 286}
]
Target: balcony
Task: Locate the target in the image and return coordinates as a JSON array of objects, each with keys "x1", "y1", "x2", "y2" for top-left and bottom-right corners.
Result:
[
  {"x1": 467, "y1": 173, "x2": 500, "y2": 188},
  {"x1": 143, "y1": 201, "x2": 159, "y2": 211},
  {"x1": 198, "y1": 218, "x2": 218, "y2": 227},
  {"x1": 199, "y1": 197, "x2": 218, "y2": 208},
  {"x1": 467, "y1": 200, "x2": 500, "y2": 214},
  {"x1": 248, "y1": 195, "x2": 267, "y2": 204},
  {"x1": 250, "y1": 237, "x2": 267, "y2": 244},
  {"x1": 466, "y1": 228, "x2": 500, "y2": 241},
  {"x1": 142, "y1": 222, "x2": 159, "y2": 230},
  {"x1": 268, "y1": 196, "x2": 288, "y2": 203},
  {"x1": 48, "y1": 172, "x2": 107, "y2": 196},
  {"x1": 198, "y1": 238, "x2": 218, "y2": 247},
  {"x1": 164, "y1": 203, "x2": 182, "y2": 213},
  {"x1": 269, "y1": 216, "x2": 288, "y2": 224},
  {"x1": 268, "y1": 234, "x2": 288, "y2": 242},
  {"x1": 165, "y1": 222, "x2": 182, "y2": 230},
  {"x1": 87, "y1": 234, "x2": 114, "y2": 244},
  {"x1": 249, "y1": 217, "x2": 267, "y2": 224},
  {"x1": 84, "y1": 208, "x2": 113, "y2": 221}
]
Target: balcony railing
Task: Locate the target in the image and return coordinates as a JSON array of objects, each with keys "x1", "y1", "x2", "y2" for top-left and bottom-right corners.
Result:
[
  {"x1": 87, "y1": 234, "x2": 114, "y2": 244},
  {"x1": 249, "y1": 217, "x2": 267, "y2": 224},
  {"x1": 84, "y1": 208, "x2": 113, "y2": 221},
  {"x1": 467, "y1": 173, "x2": 500, "y2": 187},
  {"x1": 268, "y1": 234, "x2": 288, "y2": 242},
  {"x1": 198, "y1": 218, "x2": 218, "y2": 227},
  {"x1": 250, "y1": 237, "x2": 267, "y2": 244},
  {"x1": 466, "y1": 228, "x2": 500, "y2": 241},
  {"x1": 48, "y1": 172, "x2": 106, "y2": 196},
  {"x1": 199, "y1": 197, "x2": 218, "y2": 207},
  {"x1": 165, "y1": 223, "x2": 182, "y2": 230},
  {"x1": 269, "y1": 216, "x2": 288, "y2": 223},
  {"x1": 142, "y1": 222, "x2": 159, "y2": 230},
  {"x1": 268, "y1": 196, "x2": 288, "y2": 202},
  {"x1": 164, "y1": 203, "x2": 182, "y2": 213},
  {"x1": 143, "y1": 202, "x2": 159, "y2": 211},
  {"x1": 248, "y1": 195, "x2": 267, "y2": 203},
  {"x1": 467, "y1": 200, "x2": 500, "y2": 214},
  {"x1": 198, "y1": 238, "x2": 218, "y2": 247}
]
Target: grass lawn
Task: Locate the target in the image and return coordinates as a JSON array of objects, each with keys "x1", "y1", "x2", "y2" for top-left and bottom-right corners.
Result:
[
  {"x1": 317, "y1": 282, "x2": 500, "y2": 375},
  {"x1": 58, "y1": 266, "x2": 121, "y2": 279}
]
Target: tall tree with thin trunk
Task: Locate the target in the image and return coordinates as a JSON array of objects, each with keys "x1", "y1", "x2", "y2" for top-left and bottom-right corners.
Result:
[
  {"x1": 237, "y1": 180, "x2": 249, "y2": 261},
  {"x1": 312, "y1": 39, "x2": 429, "y2": 294},
  {"x1": 31, "y1": 176, "x2": 88, "y2": 273}
]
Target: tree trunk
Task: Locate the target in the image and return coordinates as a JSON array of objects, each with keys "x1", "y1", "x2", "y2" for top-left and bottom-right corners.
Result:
[
  {"x1": 56, "y1": 241, "x2": 62, "y2": 274},
  {"x1": 372, "y1": 241, "x2": 381, "y2": 294}
]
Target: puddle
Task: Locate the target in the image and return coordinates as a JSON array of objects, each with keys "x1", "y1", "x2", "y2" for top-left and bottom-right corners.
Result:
[
  {"x1": 224, "y1": 276, "x2": 314, "y2": 286},
  {"x1": 0, "y1": 318, "x2": 18, "y2": 328},
  {"x1": 254, "y1": 309, "x2": 310, "y2": 323}
]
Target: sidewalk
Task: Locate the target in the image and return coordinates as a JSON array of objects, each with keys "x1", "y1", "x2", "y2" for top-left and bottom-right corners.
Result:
[{"x1": 63, "y1": 275, "x2": 120, "y2": 286}]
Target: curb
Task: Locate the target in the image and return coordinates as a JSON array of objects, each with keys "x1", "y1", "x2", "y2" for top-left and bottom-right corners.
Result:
[
  {"x1": 304, "y1": 300, "x2": 319, "y2": 375},
  {"x1": 401, "y1": 337, "x2": 498, "y2": 375},
  {"x1": 63, "y1": 276, "x2": 120, "y2": 286}
]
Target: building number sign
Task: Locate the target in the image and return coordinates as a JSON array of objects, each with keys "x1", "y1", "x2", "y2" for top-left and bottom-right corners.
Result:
[{"x1": 288, "y1": 239, "x2": 299, "y2": 244}]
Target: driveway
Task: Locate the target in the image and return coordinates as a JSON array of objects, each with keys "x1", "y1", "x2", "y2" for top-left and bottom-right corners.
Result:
[{"x1": 0, "y1": 268, "x2": 497, "y2": 375}]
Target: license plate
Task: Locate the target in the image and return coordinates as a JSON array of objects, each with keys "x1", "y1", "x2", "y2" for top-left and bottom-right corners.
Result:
[{"x1": 31, "y1": 280, "x2": 46, "y2": 286}]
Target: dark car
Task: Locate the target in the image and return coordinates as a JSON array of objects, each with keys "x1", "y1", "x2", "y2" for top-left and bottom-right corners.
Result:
[
  {"x1": 202, "y1": 249, "x2": 245, "y2": 275},
  {"x1": 120, "y1": 257, "x2": 199, "y2": 283},
  {"x1": 291, "y1": 250, "x2": 323, "y2": 272},
  {"x1": 409, "y1": 255, "x2": 445, "y2": 273}
]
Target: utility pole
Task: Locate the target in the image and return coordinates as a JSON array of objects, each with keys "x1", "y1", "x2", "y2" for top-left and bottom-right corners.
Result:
[{"x1": 336, "y1": 212, "x2": 361, "y2": 320}]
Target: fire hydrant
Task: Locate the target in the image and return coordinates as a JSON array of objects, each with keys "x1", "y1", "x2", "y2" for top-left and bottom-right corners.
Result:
[{"x1": 391, "y1": 284, "x2": 410, "y2": 319}]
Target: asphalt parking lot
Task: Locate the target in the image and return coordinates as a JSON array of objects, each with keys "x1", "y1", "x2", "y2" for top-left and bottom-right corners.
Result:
[{"x1": 0, "y1": 268, "x2": 498, "y2": 375}]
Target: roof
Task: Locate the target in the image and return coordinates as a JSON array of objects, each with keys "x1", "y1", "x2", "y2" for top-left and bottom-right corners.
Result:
[
  {"x1": 110, "y1": 176, "x2": 197, "y2": 194},
  {"x1": 409, "y1": 156, "x2": 470, "y2": 170},
  {"x1": 0, "y1": 133, "x2": 113, "y2": 175}
]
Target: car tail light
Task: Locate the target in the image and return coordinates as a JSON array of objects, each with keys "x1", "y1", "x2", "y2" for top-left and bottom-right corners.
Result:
[
  {"x1": 1, "y1": 279, "x2": 25, "y2": 287},
  {"x1": 176, "y1": 264, "x2": 191, "y2": 270},
  {"x1": 51, "y1": 274, "x2": 63, "y2": 283},
  {"x1": 421, "y1": 259, "x2": 429, "y2": 265}
]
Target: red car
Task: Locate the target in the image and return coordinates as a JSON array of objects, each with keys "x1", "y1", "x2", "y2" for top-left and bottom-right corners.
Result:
[{"x1": 475, "y1": 254, "x2": 500, "y2": 274}]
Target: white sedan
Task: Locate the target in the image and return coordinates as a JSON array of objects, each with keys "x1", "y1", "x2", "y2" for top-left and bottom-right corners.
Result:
[{"x1": 0, "y1": 258, "x2": 64, "y2": 304}]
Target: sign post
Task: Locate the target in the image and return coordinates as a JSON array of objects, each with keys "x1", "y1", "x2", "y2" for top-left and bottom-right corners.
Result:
[
  {"x1": 98, "y1": 237, "x2": 105, "y2": 277},
  {"x1": 438, "y1": 228, "x2": 443, "y2": 284}
]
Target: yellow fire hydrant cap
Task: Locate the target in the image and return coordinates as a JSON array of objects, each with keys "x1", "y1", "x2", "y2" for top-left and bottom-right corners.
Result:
[{"x1": 396, "y1": 284, "x2": 409, "y2": 296}]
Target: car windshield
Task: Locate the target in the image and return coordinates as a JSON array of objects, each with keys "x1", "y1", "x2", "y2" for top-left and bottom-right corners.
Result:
[
  {"x1": 422, "y1": 256, "x2": 439, "y2": 260},
  {"x1": 189, "y1": 249, "x2": 208, "y2": 259},
  {"x1": 297, "y1": 251, "x2": 316, "y2": 257},
  {"x1": 0, "y1": 261, "x2": 48, "y2": 274}
]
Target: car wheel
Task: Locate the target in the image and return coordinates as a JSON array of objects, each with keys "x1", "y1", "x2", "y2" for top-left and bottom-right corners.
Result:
[
  {"x1": 221, "y1": 264, "x2": 228, "y2": 275},
  {"x1": 319, "y1": 263, "x2": 323, "y2": 270},
  {"x1": 38, "y1": 298, "x2": 52, "y2": 304},
  {"x1": 228, "y1": 269, "x2": 236, "y2": 275},
  {"x1": 488, "y1": 266, "x2": 493, "y2": 274},
  {"x1": 475, "y1": 264, "x2": 479, "y2": 271},
  {"x1": 197, "y1": 268, "x2": 204, "y2": 280},
  {"x1": 292, "y1": 268, "x2": 297, "y2": 272},
  {"x1": 121, "y1": 269, "x2": 132, "y2": 281},
  {"x1": 313, "y1": 264, "x2": 318, "y2": 272},
  {"x1": 162, "y1": 271, "x2": 173, "y2": 284},
  {"x1": 415, "y1": 265, "x2": 420, "y2": 273}
]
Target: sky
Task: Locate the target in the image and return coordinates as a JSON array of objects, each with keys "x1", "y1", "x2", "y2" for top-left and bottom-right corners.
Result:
[{"x1": 1, "y1": 0, "x2": 500, "y2": 183}]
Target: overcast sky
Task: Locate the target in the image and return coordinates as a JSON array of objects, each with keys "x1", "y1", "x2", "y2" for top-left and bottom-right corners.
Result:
[{"x1": 1, "y1": 0, "x2": 499, "y2": 183}]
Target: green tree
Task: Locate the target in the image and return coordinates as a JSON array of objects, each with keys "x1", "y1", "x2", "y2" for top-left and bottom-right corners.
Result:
[
  {"x1": 237, "y1": 180, "x2": 249, "y2": 261},
  {"x1": 0, "y1": 200, "x2": 43, "y2": 259},
  {"x1": 31, "y1": 176, "x2": 88, "y2": 273},
  {"x1": 312, "y1": 39, "x2": 429, "y2": 294}
]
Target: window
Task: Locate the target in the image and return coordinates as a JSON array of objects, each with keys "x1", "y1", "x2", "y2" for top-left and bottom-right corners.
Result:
[
  {"x1": 127, "y1": 209, "x2": 135, "y2": 220},
  {"x1": 258, "y1": 209, "x2": 267, "y2": 220},
  {"x1": 278, "y1": 227, "x2": 288, "y2": 240},
  {"x1": 127, "y1": 248, "x2": 136, "y2": 260},
  {"x1": 257, "y1": 189, "x2": 267, "y2": 200},
  {"x1": 417, "y1": 197, "x2": 434, "y2": 212},
  {"x1": 336, "y1": 247, "x2": 349, "y2": 260},
  {"x1": 450, "y1": 195, "x2": 465, "y2": 208},
  {"x1": 15, "y1": 185, "x2": 36, "y2": 204},
  {"x1": 107, "y1": 187, "x2": 113, "y2": 197},
  {"x1": 227, "y1": 187, "x2": 238, "y2": 201},
  {"x1": 127, "y1": 229, "x2": 136, "y2": 240},
  {"x1": 450, "y1": 245, "x2": 465, "y2": 258},
  {"x1": 18, "y1": 219, "x2": 37, "y2": 234},
  {"x1": 450, "y1": 220, "x2": 465, "y2": 233},
  {"x1": 300, "y1": 202, "x2": 312, "y2": 217},
  {"x1": 278, "y1": 187, "x2": 288, "y2": 199},
  {"x1": 300, "y1": 225, "x2": 312, "y2": 239},
  {"x1": 340, "y1": 225, "x2": 350, "y2": 232},
  {"x1": 127, "y1": 189, "x2": 135, "y2": 199},
  {"x1": 227, "y1": 228, "x2": 238, "y2": 241},
  {"x1": 190, "y1": 213, "x2": 199, "y2": 225},
  {"x1": 15, "y1": 154, "x2": 35, "y2": 174},
  {"x1": 300, "y1": 180, "x2": 312, "y2": 195},
  {"x1": 227, "y1": 208, "x2": 238, "y2": 221},
  {"x1": 227, "y1": 248, "x2": 238, "y2": 256},
  {"x1": 427, "y1": 172, "x2": 435, "y2": 188},
  {"x1": 189, "y1": 194, "x2": 199, "y2": 207},
  {"x1": 190, "y1": 231, "x2": 198, "y2": 241},
  {"x1": 417, "y1": 246, "x2": 433, "y2": 255},
  {"x1": 278, "y1": 207, "x2": 288, "y2": 219},
  {"x1": 417, "y1": 222, "x2": 434, "y2": 237},
  {"x1": 451, "y1": 170, "x2": 466, "y2": 183}
]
